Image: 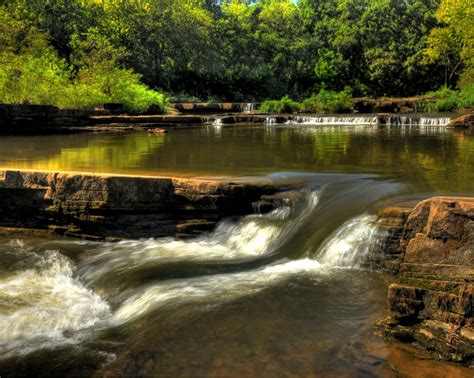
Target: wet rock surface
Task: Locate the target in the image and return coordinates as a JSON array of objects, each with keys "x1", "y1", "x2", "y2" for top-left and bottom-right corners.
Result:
[
  {"x1": 378, "y1": 197, "x2": 474, "y2": 365},
  {"x1": 0, "y1": 169, "x2": 278, "y2": 240},
  {"x1": 448, "y1": 114, "x2": 474, "y2": 128}
]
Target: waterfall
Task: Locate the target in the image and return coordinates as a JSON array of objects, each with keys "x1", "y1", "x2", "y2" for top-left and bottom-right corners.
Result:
[
  {"x1": 77, "y1": 188, "x2": 321, "y2": 286},
  {"x1": 316, "y1": 215, "x2": 385, "y2": 269},
  {"x1": 419, "y1": 116, "x2": 452, "y2": 126},
  {"x1": 112, "y1": 258, "x2": 324, "y2": 323},
  {"x1": 386, "y1": 116, "x2": 452, "y2": 126},
  {"x1": 212, "y1": 118, "x2": 223, "y2": 126},
  {"x1": 265, "y1": 116, "x2": 281, "y2": 125},
  {"x1": 288, "y1": 116, "x2": 378, "y2": 125},
  {"x1": 243, "y1": 103, "x2": 257, "y2": 113},
  {"x1": 264, "y1": 115, "x2": 453, "y2": 126}
]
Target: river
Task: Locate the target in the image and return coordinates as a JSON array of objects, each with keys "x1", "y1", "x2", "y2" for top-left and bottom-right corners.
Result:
[{"x1": 0, "y1": 123, "x2": 473, "y2": 376}]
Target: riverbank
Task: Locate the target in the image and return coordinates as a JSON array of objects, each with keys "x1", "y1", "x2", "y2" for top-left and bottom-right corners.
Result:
[{"x1": 1, "y1": 103, "x2": 472, "y2": 134}]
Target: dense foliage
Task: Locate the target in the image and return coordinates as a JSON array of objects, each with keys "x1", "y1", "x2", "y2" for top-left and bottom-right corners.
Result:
[{"x1": 0, "y1": 0, "x2": 472, "y2": 106}]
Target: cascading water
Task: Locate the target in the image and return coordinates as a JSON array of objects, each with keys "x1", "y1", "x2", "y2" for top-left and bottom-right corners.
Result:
[
  {"x1": 386, "y1": 115, "x2": 452, "y2": 126},
  {"x1": 0, "y1": 186, "x2": 323, "y2": 358},
  {"x1": 243, "y1": 103, "x2": 258, "y2": 113},
  {"x1": 112, "y1": 258, "x2": 325, "y2": 323},
  {"x1": 289, "y1": 116, "x2": 379, "y2": 125},
  {"x1": 76, "y1": 188, "x2": 321, "y2": 288},
  {"x1": 212, "y1": 118, "x2": 223, "y2": 126},
  {"x1": 0, "y1": 243, "x2": 111, "y2": 358},
  {"x1": 315, "y1": 215, "x2": 385, "y2": 269},
  {"x1": 264, "y1": 114, "x2": 453, "y2": 126}
]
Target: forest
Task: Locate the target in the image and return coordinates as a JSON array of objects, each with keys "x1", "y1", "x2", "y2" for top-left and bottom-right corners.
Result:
[{"x1": 0, "y1": 0, "x2": 472, "y2": 112}]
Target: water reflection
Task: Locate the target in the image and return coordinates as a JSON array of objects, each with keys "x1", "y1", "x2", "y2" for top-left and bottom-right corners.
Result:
[{"x1": 0, "y1": 125, "x2": 472, "y2": 192}]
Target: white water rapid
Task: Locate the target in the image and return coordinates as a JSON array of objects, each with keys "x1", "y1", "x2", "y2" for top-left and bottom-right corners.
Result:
[
  {"x1": 0, "y1": 188, "x2": 389, "y2": 359},
  {"x1": 0, "y1": 242, "x2": 111, "y2": 358},
  {"x1": 243, "y1": 103, "x2": 258, "y2": 113}
]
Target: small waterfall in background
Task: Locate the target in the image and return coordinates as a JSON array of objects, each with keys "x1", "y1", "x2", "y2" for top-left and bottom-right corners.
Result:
[
  {"x1": 315, "y1": 214, "x2": 386, "y2": 269},
  {"x1": 289, "y1": 116, "x2": 379, "y2": 125},
  {"x1": 264, "y1": 115, "x2": 453, "y2": 126},
  {"x1": 212, "y1": 118, "x2": 223, "y2": 126},
  {"x1": 243, "y1": 103, "x2": 258, "y2": 113},
  {"x1": 386, "y1": 116, "x2": 452, "y2": 126}
]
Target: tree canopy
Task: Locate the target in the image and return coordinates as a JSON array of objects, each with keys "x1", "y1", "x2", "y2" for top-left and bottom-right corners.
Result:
[{"x1": 0, "y1": 0, "x2": 472, "y2": 103}]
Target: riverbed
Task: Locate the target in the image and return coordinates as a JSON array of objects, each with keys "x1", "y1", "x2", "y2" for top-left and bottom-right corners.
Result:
[{"x1": 0, "y1": 123, "x2": 473, "y2": 376}]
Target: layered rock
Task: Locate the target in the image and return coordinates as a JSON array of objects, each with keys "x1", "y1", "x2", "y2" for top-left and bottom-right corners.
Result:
[
  {"x1": 376, "y1": 206, "x2": 413, "y2": 273},
  {"x1": 378, "y1": 197, "x2": 474, "y2": 364},
  {"x1": 0, "y1": 169, "x2": 277, "y2": 240},
  {"x1": 447, "y1": 114, "x2": 474, "y2": 128}
]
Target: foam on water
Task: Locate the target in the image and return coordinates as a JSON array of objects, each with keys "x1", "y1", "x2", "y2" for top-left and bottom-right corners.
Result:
[{"x1": 0, "y1": 247, "x2": 111, "y2": 357}]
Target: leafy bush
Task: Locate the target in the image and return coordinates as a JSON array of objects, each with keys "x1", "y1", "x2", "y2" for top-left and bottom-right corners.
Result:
[
  {"x1": 260, "y1": 96, "x2": 301, "y2": 113},
  {"x1": 301, "y1": 89, "x2": 353, "y2": 113},
  {"x1": 0, "y1": 14, "x2": 167, "y2": 114},
  {"x1": 63, "y1": 66, "x2": 167, "y2": 114},
  {"x1": 425, "y1": 84, "x2": 474, "y2": 112},
  {"x1": 423, "y1": 86, "x2": 457, "y2": 100}
]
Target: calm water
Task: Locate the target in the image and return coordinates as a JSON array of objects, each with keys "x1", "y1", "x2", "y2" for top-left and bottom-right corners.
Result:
[
  {"x1": 0, "y1": 125, "x2": 473, "y2": 193},
  {"x1": 0, "y1": 124, "x2": 473, "y2": 376}
]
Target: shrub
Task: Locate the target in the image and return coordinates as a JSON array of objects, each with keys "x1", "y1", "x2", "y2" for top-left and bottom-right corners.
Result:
[
  {"x1": 423, "y1": 86, "x2": 457, "y2": 100},
  {"x1": 425, "y1": 84, "x2": 474, "y2": 112},
  {"x1": 301, "y1": 89, "x2": 353, "y2": 113},
  {"x1": 260, "y1": 96, "x2": 301, "y2": 113}
]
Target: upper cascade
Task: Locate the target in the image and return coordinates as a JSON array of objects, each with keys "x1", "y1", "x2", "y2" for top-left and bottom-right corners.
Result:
[
  {"x1": 264, "y1": 115, "x2": 453, "y2": 126},
  {"x1": 243, "y1": 103, "x2": 258, "y2": 113}
]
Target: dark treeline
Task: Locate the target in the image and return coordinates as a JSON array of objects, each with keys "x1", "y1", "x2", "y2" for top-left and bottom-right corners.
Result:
[{"x1": 0, "y1": 0, "x2": 472, "y2": 105}]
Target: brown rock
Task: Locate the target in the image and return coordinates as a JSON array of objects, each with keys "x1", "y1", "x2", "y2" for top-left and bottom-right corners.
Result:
[
  {"x1": 379, "y1": 197, "x2": 474, "y2": 364},
  {"x1": 0, "y1": 169, "x2": 278, "y2": 239},
  {"x1": 447, "y1": 114, "x2": 474, "y2": 128}
]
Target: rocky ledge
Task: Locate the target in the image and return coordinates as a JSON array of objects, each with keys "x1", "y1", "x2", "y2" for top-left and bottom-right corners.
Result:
[
  {"x1": 0, "y1": 169, "x2": 279, "y2": 240},
  {"x1": 377, "y1": 197, "x2": 473, "y2": 365},
  {"x1": 447, "y1": 114, "x2": 474, "y2": 128}
]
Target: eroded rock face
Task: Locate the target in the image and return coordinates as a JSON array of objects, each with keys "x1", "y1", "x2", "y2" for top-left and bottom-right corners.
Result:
[
  {"x1": 379, "y1": 197, "x2": 474, "y2": 364},
  {"x1": 0, "y1": 169, "x2": 277, "y2": 239}
]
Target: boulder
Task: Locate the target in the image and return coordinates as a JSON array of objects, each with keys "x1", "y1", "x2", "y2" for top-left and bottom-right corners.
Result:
[{"x1": 379, "y1": 197, "x2": 474, "y2": 364}]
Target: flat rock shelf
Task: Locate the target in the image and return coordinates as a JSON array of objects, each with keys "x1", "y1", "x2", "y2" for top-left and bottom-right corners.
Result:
[{"x1": 0, "y1": 169, "x2": 280, "y2": 240}]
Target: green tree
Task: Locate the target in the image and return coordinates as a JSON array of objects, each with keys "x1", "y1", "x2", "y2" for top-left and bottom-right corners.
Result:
[{"x1": 424, "y1": 0, "x2": 474, "y2": 87}]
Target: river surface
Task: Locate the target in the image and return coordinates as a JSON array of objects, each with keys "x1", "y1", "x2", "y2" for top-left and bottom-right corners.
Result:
[{"x1": 0, "y1": 124, "x2": 473, "y2": 376}]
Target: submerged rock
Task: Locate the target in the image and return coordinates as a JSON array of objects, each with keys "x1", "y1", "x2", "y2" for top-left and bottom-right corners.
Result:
[{"x1": 378, "y1": 197, "x2": 474, "y2": 365}]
